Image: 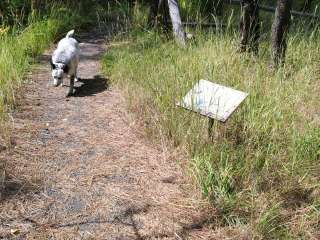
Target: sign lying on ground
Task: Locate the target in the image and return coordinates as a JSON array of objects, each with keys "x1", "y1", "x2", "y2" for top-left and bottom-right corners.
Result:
[{"x1": 177, "y1": 79, "x2": 248, "y2": 122}]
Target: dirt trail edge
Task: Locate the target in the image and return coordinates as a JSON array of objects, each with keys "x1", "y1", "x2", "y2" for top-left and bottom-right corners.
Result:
[{"x1": 0, "y1": 32, "x2": 216, "y2": 239}]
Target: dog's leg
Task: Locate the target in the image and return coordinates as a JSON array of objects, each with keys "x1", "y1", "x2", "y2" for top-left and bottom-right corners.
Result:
[
  {"x1": 74, "y1": 70, "x2": 79, "y2": 82},
  {"x1": 66, "y1": 75, "x2": 75, "y2": 97},
  {"x1": 74, "y1": 66, "x2": 79, "y2": 82},
  {"x1": 74, "y1": 58, "x2": 79, "y2": 82}
]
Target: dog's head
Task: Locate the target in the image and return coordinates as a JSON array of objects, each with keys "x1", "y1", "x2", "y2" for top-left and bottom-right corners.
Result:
[{"x1": 50, "y1": 59, "x2": 69, "y2": 86}]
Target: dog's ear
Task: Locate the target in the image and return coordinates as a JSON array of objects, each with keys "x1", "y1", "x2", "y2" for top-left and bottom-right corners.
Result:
[
  {"x1": 50, "y1": 59, "x2": 55, "y2": 69},
  {"x1": 62, "y1": 64, "x2": 69, "y2": 74}
]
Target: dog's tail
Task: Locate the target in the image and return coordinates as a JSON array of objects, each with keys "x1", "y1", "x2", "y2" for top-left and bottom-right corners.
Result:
[{"x1": 66, "y1": 29, "x2": 75, "y2": 38}]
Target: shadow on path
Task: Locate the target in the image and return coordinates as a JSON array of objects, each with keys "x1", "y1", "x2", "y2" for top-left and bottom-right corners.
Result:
[
  {"x1": 0, "y1": 175, "x2": 40, "y2": 201},
  {"x1": 74, "y1": 75, "x2": 109, "y2": 97}
]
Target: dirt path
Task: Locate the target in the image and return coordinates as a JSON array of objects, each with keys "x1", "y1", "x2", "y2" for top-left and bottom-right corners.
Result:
[{"x1": 0, "y1": 32, "x2": 215, "y2": 239}]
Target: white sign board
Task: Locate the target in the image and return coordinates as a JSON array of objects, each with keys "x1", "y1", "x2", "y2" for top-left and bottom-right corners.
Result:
[{"x1": 177, "y1": 80, "x2": 248, "y2": 122}]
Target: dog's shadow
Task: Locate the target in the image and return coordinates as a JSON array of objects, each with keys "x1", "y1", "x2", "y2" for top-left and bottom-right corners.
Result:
[{"x1": 74, "y1": 75, "x2": 109, "y2": 97}]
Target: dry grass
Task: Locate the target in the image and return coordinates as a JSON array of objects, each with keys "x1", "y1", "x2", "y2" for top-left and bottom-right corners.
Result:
[
  {"x1": 0, "y1": 28, "x2": 210, "y2": 239},
  {"x1": 104, "y1": 25, "x2": 320, "y2": 238}
]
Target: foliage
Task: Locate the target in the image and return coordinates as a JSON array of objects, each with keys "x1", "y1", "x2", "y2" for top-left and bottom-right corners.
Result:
[{"x1": 0, "y1": 0, "x2": 97, "y2": 27}]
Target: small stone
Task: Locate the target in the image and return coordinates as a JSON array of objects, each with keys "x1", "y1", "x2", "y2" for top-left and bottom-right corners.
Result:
[{"x1": 10, "y1": 229, "x2": 20, "y2": 235}]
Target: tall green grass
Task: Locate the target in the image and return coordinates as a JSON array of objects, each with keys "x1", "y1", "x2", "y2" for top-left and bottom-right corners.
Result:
[{"x1": 104, "y1": 28, "x2": 320, "y2": 238}]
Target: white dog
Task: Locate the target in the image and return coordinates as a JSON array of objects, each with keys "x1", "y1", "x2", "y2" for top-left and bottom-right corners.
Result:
[{"x1": 50, "y1": 29, "x2": 79, "y2": 97}]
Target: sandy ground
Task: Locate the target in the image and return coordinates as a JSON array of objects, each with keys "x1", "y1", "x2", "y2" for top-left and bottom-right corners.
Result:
[{"x1": 0, "y1": 32, "x2": 223, "y2": 239}]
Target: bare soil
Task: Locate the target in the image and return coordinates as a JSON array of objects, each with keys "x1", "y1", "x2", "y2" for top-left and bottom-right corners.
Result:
[{"x1": 0, "y1": 32, "x2": 223, "y2": 239}]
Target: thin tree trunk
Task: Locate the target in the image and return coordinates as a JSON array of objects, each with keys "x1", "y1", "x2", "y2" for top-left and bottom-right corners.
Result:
[
  {"x1": 148, "y1": 0, "x2": 186, "y2": 45},
  {"x1": 239, "y1": 0, "x2": 260, "y2": 54},
  {"x1": 167, "y1": 0, "x2": 186, "y2": 46},
  {"x1": 271, "y1": 0, "x2": 293, "y2": 66}
]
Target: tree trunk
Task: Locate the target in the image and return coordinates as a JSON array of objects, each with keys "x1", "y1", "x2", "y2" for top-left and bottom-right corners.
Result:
[
  {"x1": 239, "y1": 0, "x2": 260, "y2": 54},
  {"x1": 271, "y1": 0, "x2": 293, "y2": 66},
  {"x1": 167, "y1": 0, "x2": 186, "y2": 46},
  {"x1": 148, "y1": 0, "x2": 186, "y2": 45}
]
